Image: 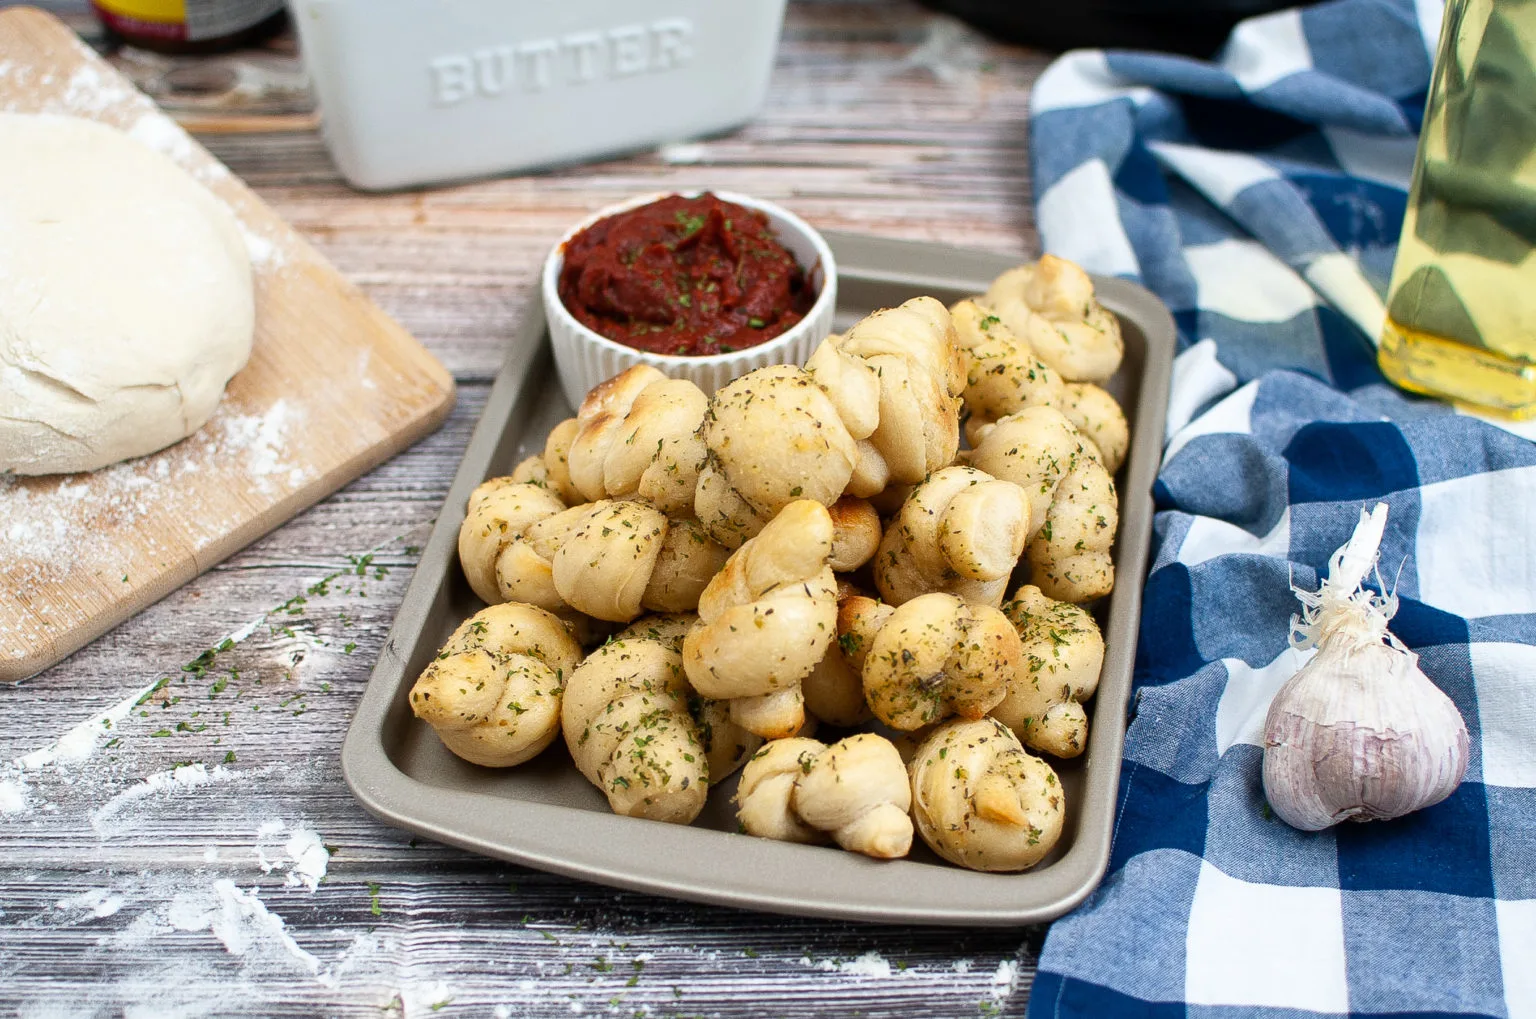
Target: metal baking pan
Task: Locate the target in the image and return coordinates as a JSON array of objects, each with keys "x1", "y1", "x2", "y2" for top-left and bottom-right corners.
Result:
[{"x1": 342, "y1": 231, "x2": 1175, "y2": 926}]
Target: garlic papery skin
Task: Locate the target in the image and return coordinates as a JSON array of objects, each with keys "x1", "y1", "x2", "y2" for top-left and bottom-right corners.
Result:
[{"x1": 1261, "y1": 503, "x2": 1470, "y2": 832}]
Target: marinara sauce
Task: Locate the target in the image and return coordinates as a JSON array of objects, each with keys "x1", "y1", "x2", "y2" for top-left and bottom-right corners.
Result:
[{"x1": 557, "y1": 193, "x2": 817, "y2": 357}]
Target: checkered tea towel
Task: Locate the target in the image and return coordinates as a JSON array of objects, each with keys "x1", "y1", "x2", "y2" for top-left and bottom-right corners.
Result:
[{"x1": 1024, "y1": 1, "x2": 1536, "y2": 1016}]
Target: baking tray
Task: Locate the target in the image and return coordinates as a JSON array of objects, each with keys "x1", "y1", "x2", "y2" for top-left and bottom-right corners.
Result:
[{"x1": 342, "y1": 231, "x2": 1175, "y2": 926}]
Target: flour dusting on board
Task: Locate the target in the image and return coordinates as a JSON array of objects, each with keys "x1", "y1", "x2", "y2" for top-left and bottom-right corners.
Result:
[
  {"x1": 58, "y1": 62, "x2": 138, "y2": 116},
  {"x1": 0, "y1": 47, "x2": 305, "y2": 613},
  {"x1": 241, "y1": 226, "x2": 285, "y2": 269},
  {"x1": 217, "y1": 398, "x2": 300, "y2": 483},
  {"x1": 0, "y1": 398, "x2": 311, "y2": 595},
  {"x1": 127, "y1": 112, "x2": 195, "y2": 163}
]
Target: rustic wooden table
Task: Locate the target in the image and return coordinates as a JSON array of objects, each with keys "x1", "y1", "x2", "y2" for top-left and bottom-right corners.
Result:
[{"x1": 0, "y1": 3, "x2": 1059, "y2": 1014}]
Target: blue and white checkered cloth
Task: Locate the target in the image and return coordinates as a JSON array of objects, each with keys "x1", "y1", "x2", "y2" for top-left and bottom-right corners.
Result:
[{"x1": 1024, "y1": 1, "x2": 1536, "y2": 1015}]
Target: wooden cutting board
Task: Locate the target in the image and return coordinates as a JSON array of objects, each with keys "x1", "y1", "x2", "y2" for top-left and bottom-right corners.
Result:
[{"x1": 0, "y1": 8, "x2": 456, "y2": 682}]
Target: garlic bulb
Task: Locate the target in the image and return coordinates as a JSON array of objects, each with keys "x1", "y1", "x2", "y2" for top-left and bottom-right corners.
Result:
[{"x1": 1262, "y1": 503, "x2": 1469, "y2": 832}]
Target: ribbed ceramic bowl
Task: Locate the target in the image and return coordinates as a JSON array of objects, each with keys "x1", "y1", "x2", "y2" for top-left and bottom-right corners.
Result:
[{"x1": 542, "y1": 190, "x2": 837, "y2": 409}]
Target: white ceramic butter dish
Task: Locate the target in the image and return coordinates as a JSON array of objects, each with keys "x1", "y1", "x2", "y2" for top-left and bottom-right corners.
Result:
[{"x1": 289, "y1": 0, "x2": 789, "y2": 190}]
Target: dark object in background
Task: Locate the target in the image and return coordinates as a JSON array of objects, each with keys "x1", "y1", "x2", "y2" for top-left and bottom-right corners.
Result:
[
  {"x1": 922, "y1": 0, "x2": 1311, "y2": 56},
  {"x1": 91, "y1": 0, "x2": 288, "y2": 54}
]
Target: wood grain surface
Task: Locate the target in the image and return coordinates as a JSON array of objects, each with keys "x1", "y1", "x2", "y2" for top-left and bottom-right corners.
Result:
[
  {"x1": 0, "y1": 8, "x2": 456, "y2": 682},
  {"x1": 0, "y1": 3, "x2": 1059, "y2": 1014}
]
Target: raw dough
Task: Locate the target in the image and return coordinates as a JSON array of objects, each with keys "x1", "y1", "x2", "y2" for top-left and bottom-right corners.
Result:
[{"x1": 0, "y1": 113, "x2": 254, "y2": 475}]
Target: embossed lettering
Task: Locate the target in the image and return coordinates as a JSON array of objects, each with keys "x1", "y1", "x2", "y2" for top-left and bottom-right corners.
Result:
[
  {"x1": 562, "y1": 32, "x2": 605, "y2": 84},
  {"x1": 429, "y1": 17, "x2": 698, "y2": 105},
  {"x1": 651, "y1": 18, "x2": 693, "y2": 70},
  {"x1": 609, "y1": 25, "x2": 649, "y2": 77},
  {"x1": 519, "y1": 39, "x2": 558, "y2": 92},
  {"x1": 474, "y1": 45, "x2": 516, "y2": 96},
  {"x1": 430, "y1": 55, "x2": 475, "y2": 105}
]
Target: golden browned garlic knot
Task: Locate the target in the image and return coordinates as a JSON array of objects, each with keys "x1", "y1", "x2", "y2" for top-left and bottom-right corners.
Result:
[
  {"x1": 409, "y1": 603, "x2": 583, "y2": 768},
  {"x1": 561, "y1": 623, "x2": 708, "y2": 824},
  {"x1": 682, "y1": 500, "x2": 838, "y2": 739},
  {"x1": 968, "y1": 406, "x2": 1118, "y2": 604},
  {"x1": 873, "y1": 465, "x2": 1032, "y2": 608},
  {"x1": 564, "y1": 365, "x2": 709, "y2": 517},
  {"x1": 992, "y1": 584, "x2": 1105, "y2": 758},
  {"x1": 862, "y1": 591, "x2": 1020, "y2": 731},
  {"x1": 694, "y1": 364, "x2": 858, "y2": 549},
  {"x1": 735, "y1": 733, "x2": 913, "y2": 859},
  {"x1": 909, "y1": 717, "x2": 1065, "y2": 871}
]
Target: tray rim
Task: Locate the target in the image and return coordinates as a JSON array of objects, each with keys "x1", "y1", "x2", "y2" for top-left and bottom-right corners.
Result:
[{"x1": 342, "y1": 231, "x2": 1175, "y2": 926}]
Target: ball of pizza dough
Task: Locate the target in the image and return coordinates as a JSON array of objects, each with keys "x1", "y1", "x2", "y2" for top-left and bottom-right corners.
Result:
[{"x1": 0, "y1": 113, "x2": 255, "y2": 475}]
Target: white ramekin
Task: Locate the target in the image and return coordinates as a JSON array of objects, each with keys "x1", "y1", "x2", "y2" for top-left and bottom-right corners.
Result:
[{"x1": 542, "y1": 190, "x2": 837, "y2": 410}]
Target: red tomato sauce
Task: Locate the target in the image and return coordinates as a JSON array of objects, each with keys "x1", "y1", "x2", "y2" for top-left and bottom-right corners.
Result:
[{"x1": 557, "y1": 193, "x2": 817, "y2": 357}]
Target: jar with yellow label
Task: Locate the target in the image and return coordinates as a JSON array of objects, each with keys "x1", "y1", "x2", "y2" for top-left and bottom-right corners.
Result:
[{"x1": 92, "y1": 0, "x2": 287, "y2": 54}]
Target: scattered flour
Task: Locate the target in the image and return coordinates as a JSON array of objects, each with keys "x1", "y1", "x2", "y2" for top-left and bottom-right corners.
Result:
[
  {"x1": 254, "y1": 821, "x2": 330, "y2": 892},
  {"x1": 224, "y1": 614, "x2": 266, "y2": 646},
  {"x1": 169, "y1": 879, "x2": 322, "y2": 975},
  {"x1": 58, "y1": 63, "x2": 137, "y2": 116},
  {"x1": 55, "y1": 887, "x2": 126, "y2": 918},
  {"x1": 283, "y1": 830, "x2": 330, "y2": 892},
  {"x1": 215, "y1": 398, "x2": 301, "y2": 486},
  {"x1": 812, "y1": 950, "x2": 894, "y2": 978},
  {"x1": 0, "y1": 776, "x2": 30, "y2": 814},
  {"x1": 14, "y1": 676, "x2": 163, "y2": 772},
  {"x1": 0, "y1": 395, "x2": 308, "y2": 591},
  {"x1": 241, "y1": 227, "x2": 286, "y2": 271},
  {"x1": 91, "y1": 763, "x2": 236, "y2": 827},
  {"x1": 397, "y1": 980, "x2": 456, "y2": 1016},
  {"x1": 48, "y1": 823, "x2": 346, "y2": 985},
  {"x1": 839, "y1": 951, "x2": 894, "y2": 978}
]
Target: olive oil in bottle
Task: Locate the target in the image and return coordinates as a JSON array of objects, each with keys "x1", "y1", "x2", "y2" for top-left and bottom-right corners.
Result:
[{"x1": 1378, "y1": 0, "x2": 1536, "y2": 418}]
